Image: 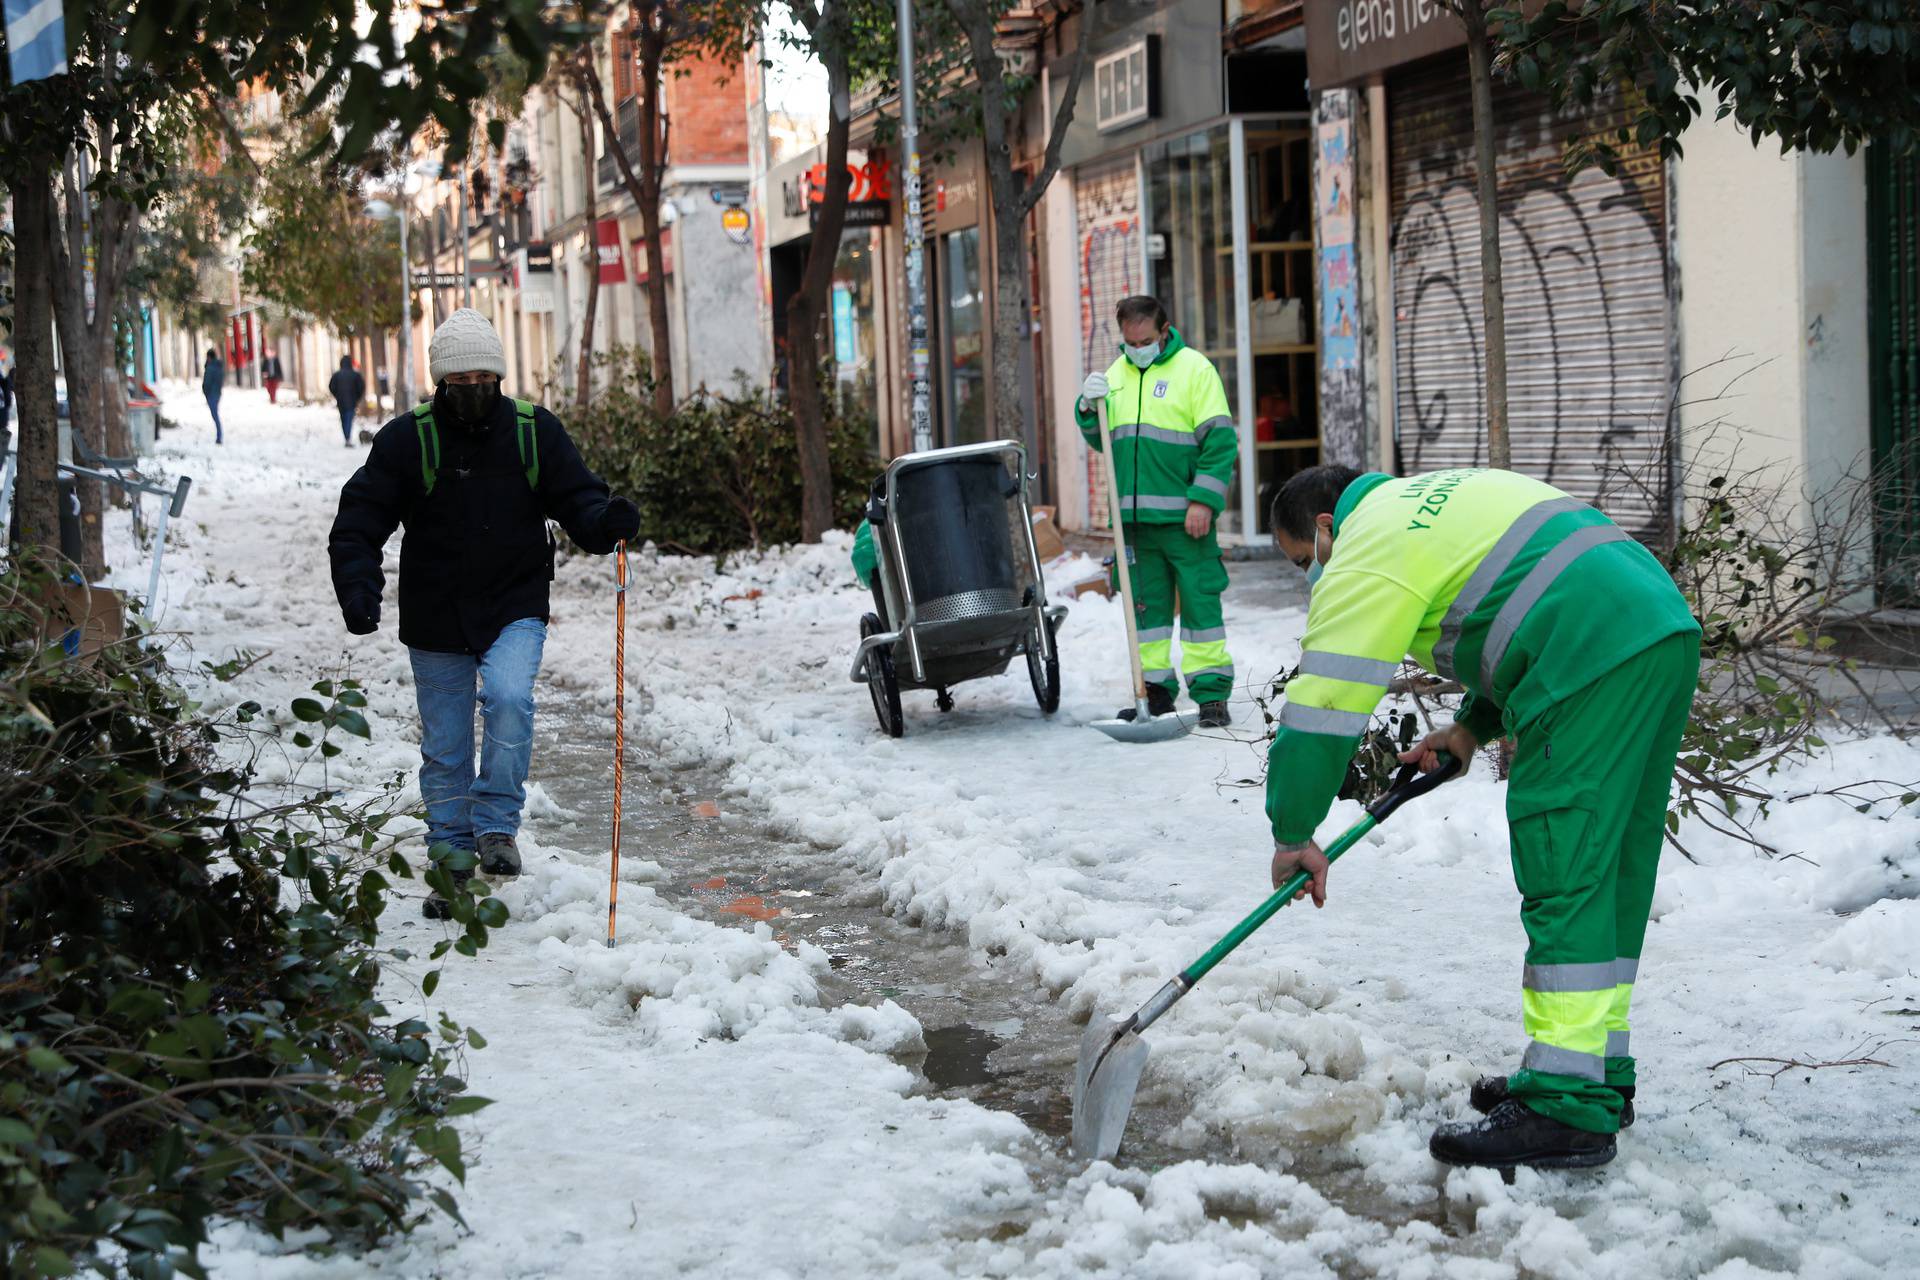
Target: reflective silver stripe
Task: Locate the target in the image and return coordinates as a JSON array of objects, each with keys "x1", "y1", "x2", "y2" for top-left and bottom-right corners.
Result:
[
  {"x1": 1137, "y1": 626, "x2": 1175, "y2": 643},
  {"x1": 1278, "y1": 702, "x2": 1369, "y2": 735},
  {"x1": 1480, "y1": 524, "x2": 1628, "y2": 689},
  {"x1": 1193, "y1": 414, "x2": 1233, "y2": 445},
  {"x1": 1186, "y1": 664, "x2": 1234, "y2": 679},
  {"x1": 1119, "y1": 494, "x2": 1193, "y2": 512},
  {"x1": 1432, "y1": 496, "x2": 1586, "y2": 678},
  {"x1": 1111, "y1": 422, "x2": 1198, "y2": 447},
  {"x1": 1615, "y1": 956, "x2": 1639, "y2": 985},
  {"x1": 1299, "y1": 651, "x2": 1398, "y2": 686},
  {"x1": 1606, "y1": 1030, "x2": 1630, "y2": 1057},
  {"x1": 1523, "y1": 961, "x2": 1619, "y2": 993},
  {"x1": 1191, "y1": 473, "x2": 1230, "y2": 497},
  {"x1": 1143, "y1": 668, "x2": 1177, "y2": 683},
  {"x1": 1522, "y1": 1040, "x2": 1606, "y2": 1081},
  {"x1": 1181, "y1": 625, "x2": 1228, "y2": 642}
]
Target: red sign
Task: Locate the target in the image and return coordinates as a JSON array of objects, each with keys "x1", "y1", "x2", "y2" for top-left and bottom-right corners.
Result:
[
  {"x1": 807, "y1": 150, "x2": 892, "y2": 207},
  {"x1": 595, "y1": 219, "x2": 627, "y2": 284},
  {"x1": 629, "y1": 228, "x2": 674, "y2": 285}
]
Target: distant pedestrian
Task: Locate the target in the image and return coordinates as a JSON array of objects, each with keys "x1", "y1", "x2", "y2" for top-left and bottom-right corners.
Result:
[
  {"x1": 261, "y1": 351, "x2": 284, "y2": 404},
  {"x1": 327, "y1": 308, "x2": 641, "y2": 917},
  {"x1": 202, "y1": 348, "x2": 225, "y2": 444},
  {"x1": 328, "y1": 355, "x2": 365, "y2": 448}
]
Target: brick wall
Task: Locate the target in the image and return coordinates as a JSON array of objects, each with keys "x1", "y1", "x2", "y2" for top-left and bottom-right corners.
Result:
[{"x1": 665, "y1": 52, "x2": 749, "y2": 166}]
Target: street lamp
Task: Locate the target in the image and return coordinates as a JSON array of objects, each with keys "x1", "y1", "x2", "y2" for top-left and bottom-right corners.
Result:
[{"x1": 362, "y1": 168, "x2": 426, "y2": 411}]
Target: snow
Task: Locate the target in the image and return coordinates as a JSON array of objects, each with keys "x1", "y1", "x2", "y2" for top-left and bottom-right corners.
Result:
[{"x1": 95, "y1": 385, "x2": 1920, "y2": 1276}]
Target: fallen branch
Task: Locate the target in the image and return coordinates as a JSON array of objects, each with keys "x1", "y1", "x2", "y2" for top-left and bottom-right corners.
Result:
[{"x1": 1709, "y1": 1038, "x2": 1909, "y2": 1082}]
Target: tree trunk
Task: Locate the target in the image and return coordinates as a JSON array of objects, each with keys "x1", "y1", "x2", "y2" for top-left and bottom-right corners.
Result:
[
  {"x1": 8, "y1": 168, "x2": 64, "y2": 562},
  {"x1": 948, "y1": 0, "x2": 1096, "y2": 466},
  {"x1": 586, "y1": 22, "x2": 675, "y2": 415},
  {"x1": 574, "y1": 82, "x2": 601, "y2": 409},
  {"x1": 1462, "y1": 2, "x2": 1511, "y2": 470},
  {"x1": 788, "y1": 49, "x2": 854, "y2": 542},
  {"x1": 49, "y1": 174, "x2": 108, "y2": 580}
]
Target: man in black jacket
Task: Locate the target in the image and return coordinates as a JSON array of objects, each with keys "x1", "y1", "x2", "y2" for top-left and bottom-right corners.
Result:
[
  {"x1": 328, "y1": 308, "x2": 640, "y2": 917},
  {"x1": 328, "y1": 355, "x2": 366, "y2": 448}
]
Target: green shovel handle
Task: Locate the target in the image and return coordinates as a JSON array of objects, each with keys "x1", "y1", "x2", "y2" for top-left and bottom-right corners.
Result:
[{"x1": 1177, "y1": 752, "x2": 1461, "y2": 988}]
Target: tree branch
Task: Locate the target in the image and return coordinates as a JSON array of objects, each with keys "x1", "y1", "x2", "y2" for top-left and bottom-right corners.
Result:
[{"x1": 1019, "y1": 0, "x2": 1097, "y2": 218}]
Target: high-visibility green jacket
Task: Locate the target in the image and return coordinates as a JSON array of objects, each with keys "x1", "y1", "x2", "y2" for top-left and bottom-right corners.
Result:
[
  {"x1": 1074, "y1": 328, "x2": 1237, "y2": 522},
  {"x1": 1267, "y1": 469, "x2": 1700, "y2": 843}
]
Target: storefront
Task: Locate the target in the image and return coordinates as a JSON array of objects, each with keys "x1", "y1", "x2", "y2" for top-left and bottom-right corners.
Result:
[
  {"x1": 1055, "y1": 0, "x2": 1313, "y2": 541},
  {"x1": 767, "y1": 145, "x2": 896, "y2": 453},
  {"x1": 1308, "y1": 6, "x2": 1675, "y2": 539}
]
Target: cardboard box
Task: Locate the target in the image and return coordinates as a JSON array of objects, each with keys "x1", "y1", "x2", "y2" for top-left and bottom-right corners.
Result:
[
  {"x1": 1069, "y1": 571, "x2": 1113, "y2": 600},
  {"x1": 1030, "y1": 510, "x2": 1066, "y2": 562},
  {"x1": 45, "y1": 583, "x2": 126, "y2": 665}
]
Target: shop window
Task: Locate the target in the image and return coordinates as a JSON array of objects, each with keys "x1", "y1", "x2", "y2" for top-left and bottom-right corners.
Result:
[
  {"x1": 1145, "y1": 125, "x2": 1243, "y2": 532},
  {"x1": 832, "y1": 230, "x2": 882, "y2": 454},
  {"x1": 942, "y1": 226, "x2": 989, "y2": 446},
  {"x1": 1245, "y1": 124, "x2": 1317, "y2": 535}
]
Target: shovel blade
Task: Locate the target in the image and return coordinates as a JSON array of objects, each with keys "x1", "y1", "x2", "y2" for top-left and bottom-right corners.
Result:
[
  {"x1": 1071, "y1": 1015, "x2": 1151, "y2": 1161},
  {"x1": 1089, "y1": 711, "x2": 1196, "y2": 744}
]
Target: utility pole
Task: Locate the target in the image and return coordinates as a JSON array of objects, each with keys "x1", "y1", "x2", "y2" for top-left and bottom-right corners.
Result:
[
  {"x1": 396, "y1": 199, "x2": 414, "y2": 408},
  {"x1": 459, "y1": 164, "x2": 473, "y2": 309},
  {"x1": 897, "y1": 0, "x2": 933, "y2": 453}
]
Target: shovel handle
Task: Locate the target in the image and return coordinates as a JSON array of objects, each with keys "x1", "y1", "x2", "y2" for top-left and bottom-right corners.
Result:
[{"x1": 1174, "y1": 752, "x2": 1459, "y2": 990}]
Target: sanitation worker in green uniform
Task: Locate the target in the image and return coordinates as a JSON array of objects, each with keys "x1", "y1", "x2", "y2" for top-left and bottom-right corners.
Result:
[
  {"x1": 1264, "y1": 464, "x2": 1700, "y2": 1171},
  {"x1": 1075, "y1": 295, "x2": 1239, "y2": 727}
]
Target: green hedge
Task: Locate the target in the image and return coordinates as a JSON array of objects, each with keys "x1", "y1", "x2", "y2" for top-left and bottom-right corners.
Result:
[
  {"x1": 1, "y1": 558, "x2": 500, "y2": 1278},
  {"x1": 561, "y1": 348, "x2": 876, "y2": 554}
]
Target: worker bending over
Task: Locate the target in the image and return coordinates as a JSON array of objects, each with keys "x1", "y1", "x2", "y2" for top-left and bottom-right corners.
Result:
[{"x1": 1266, "y1": 465, "x2": 1699, "y2": 1170}]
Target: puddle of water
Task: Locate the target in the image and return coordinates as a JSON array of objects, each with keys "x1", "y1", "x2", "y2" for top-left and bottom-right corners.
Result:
[{"x1": 920, "y1": 1024, "x2": 1009, "y2": 1090}]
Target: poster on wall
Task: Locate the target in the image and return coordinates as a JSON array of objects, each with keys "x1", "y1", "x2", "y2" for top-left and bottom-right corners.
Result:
[
  {"x1": 831, "y1": 285, "x2": 856, "y2": 366},
  {"x1": 1315, "y1": 93, "x2": 1366, "y2": 466},
  {"x1": 1074, "y1": 163, "x2": 1142, "y2": 531}
]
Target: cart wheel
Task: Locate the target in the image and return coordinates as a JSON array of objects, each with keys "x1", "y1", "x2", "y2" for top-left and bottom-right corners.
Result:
[
  {"x1": 861, "y1": 613, "x2": 905, "y2": 738},
  {"x1": 936, "y1": 687, "x2": 955, "y2": 713},
  {"x1": 1027, "y1": 617, "x2": 1061, "y2": 715}
]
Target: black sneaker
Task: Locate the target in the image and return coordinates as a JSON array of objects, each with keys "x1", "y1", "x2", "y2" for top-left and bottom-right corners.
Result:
[
  {"x1": 1116, "y1": 686, "x2": 1178, "y2": 721},
  {"x1": 1197, "y1": 701, "x2": 1231, "y2": 728},
  {"x1": 1430, "y1": 1099, "x2": 1616, "y2": 1170},
  {"x1": 478, "y1": 831, "x2": 522, "y2": 877},
  {"x1": 422, "y1": 867, "x2": 474, "y2": 920},
  {"x1": 1470, "y1": 1075, "x2": 1635, "y2": 1128}
]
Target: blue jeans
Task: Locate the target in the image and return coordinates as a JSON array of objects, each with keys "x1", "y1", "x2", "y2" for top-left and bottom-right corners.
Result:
[
  {"x1": 206, "y1": 392, "x2": 222, "y2": 444},
  {"x1": 408, "y1": 618, "x2": 547, "y2": 850},
  {"x1": 339, "y1": 404, "x2": 354, "y2": 443}
]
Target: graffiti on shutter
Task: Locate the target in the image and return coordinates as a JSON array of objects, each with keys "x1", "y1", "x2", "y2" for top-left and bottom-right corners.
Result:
[
  {"x1": 1076, "y1": 162, "x2": 1142, "y2": 531},
  {"x1": 1388, "y1": 65, "x2": 1672, "y2": 540}
]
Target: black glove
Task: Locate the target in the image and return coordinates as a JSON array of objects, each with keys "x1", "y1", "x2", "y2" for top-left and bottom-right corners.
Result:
[
  {"x1": 343, "y1": 594, "x2": 380, "y2": 636},
  {"x1": 599, "y1": 496, "x2": 641, "y2": 545}
]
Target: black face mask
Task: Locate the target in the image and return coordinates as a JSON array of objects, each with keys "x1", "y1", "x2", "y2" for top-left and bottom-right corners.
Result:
[{"x1": 442, "y1": 379, "x2": 501, "y2": 428}]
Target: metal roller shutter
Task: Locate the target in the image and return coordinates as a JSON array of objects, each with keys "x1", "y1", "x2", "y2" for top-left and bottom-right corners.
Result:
[
  {"x1": 1075, "y1": 161, "x2": 1144, "y2": 531},
  {"x1": 1388, "y1": 63, "x2": 1673, "y2": 539}
]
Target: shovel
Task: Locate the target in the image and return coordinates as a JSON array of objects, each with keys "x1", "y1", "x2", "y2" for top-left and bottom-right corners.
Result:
[
  {"x1": 1088, "y1": 397, "x2": 1194, "y2": 744},
  {"x1": 1070, "y1": 751, "x2": 1463, "y2": 1160}
]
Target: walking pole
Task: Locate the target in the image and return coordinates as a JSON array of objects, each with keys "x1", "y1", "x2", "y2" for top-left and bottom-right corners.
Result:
[{"x1": 607, "y1": 541, "x2": 627, "y2": 948}]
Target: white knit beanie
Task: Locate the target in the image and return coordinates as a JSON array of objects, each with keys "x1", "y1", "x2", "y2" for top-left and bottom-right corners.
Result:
[{"x1": 429, "y1": 308, "x2": 508, "y2": 384}]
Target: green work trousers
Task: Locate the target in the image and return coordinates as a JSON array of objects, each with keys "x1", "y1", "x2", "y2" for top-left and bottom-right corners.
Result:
[
  {"x1": 1501, "y1": 629, "x2": 1699, "y2": 1134},
  {"x1": 1113, "y1": 521, "x2": 1234, "y2": 704}
]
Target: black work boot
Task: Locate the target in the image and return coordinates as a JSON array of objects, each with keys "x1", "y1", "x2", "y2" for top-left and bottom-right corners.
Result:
[
  {"x1": 422, "y1": 867, "x2": 474, "y2": 920},
  {"x1": 1197, "y1": 700, "x2": 1232, "y2": 728},
  {"x1": 1430, "y1": 1099, "x2": 1616, "y2": 1170},
  {"x1": 1470, "y1": 1075, "x2": 1635, "y2": 1128},
  {"x1": 477, "y1": 831, "x2": 522, "y2": 877},
  {"x1": 1116, "y1": 685, "x2": 1177, "y2": 721}
]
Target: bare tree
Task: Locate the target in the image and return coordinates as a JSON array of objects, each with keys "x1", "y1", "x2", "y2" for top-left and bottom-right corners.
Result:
[
  {"x1": 584, "y1": 3, "x2": 676, "y2": 417},
  {"x1": 7, "y1": 170, "x2": 64, "y2": 560},
  {"x1": 555, "y1": 54, "x2": 604, "y2": 409},
  {"x1": 939, "y1": 0, "x2": 1096, "y2": 452}
]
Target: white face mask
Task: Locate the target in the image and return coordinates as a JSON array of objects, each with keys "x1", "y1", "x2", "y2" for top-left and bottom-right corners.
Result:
[
  {"x1": 1124, "y1": 340, "x2": 1162, "y2": 369},
  {"x1": 1304, "y1": 526, "x2": 1330, "y2": 591}
]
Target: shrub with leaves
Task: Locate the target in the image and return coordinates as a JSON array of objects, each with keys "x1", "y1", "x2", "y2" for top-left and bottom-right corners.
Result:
[
  {"x1": 561, "y1": 347, "x2": 876, "y2": 554},
  {"x1": 0, "y1": 557, "x2": 502, "y2": 1278}
]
